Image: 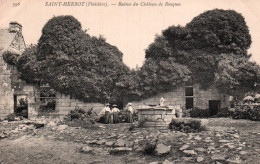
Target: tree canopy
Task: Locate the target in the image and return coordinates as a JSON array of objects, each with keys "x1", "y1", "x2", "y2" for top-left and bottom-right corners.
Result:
[
  {"x1": 15, "y1": 10, "x2": 260, "y2": 104},
  {"x1": 186, "y1": 9, "x2": 251, "y2": 55},
  {"x1": 17, "y1": 16, "x2": 129, "y2": 103},
  {"x1": 134, "y1": 9, "x2": 259, "y2": 98}
]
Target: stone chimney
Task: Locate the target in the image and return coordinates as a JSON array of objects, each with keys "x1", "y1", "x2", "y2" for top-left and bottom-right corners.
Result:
[{"x1": 8, "y1": 21, "x2": 22, "y2": 33}]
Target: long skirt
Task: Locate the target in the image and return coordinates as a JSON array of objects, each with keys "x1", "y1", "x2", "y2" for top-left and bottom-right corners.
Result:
[
  {"x1": 104, "y1": 111, "x2": 110, "y2": 124},
  {"x1": 127, "y1": 112, "x2": 133, "y2": 123},
  {"x1": 113, "y1": 113, "x2": 119, "y2": 123}
]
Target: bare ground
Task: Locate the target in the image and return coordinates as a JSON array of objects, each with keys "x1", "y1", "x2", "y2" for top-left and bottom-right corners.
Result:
[{"x1": 0, "y1": 118, "x2": 260, "y2": 164}]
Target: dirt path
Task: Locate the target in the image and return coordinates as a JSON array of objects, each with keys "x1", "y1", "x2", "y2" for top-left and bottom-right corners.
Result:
[
  {"x1": 0, "y1": 135, "x2": 143, "y2": 164},
  {"x1": 1, "y1": 118, "x2": 260, "y2": 164}
]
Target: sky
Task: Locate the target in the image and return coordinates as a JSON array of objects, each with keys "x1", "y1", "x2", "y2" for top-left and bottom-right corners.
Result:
[{"x1": 0, "y1": 0, "x2": 260, "y2": 68}]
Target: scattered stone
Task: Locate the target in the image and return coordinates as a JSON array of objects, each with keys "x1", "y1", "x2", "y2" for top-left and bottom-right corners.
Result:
[
  {"x1": 195, "y1": 147, "x2": 206, "y2": 152},
  {"x1": 57, "y1": 125, "x2": 69, "y2": 131},
  {"x1": 109, "y1": 147, "x2": 132, "y2": 154},
  {"x1": 182, "y1": 157, "x2": 193, "y2": 161},
  {"x1": 179, "y1": 144, "x2": 189, "y2": 151},
  {"x1": 11, "y1": 128, "x2": 19, "y2": 134},
  {"x1": 149, "y1": 162, "x2": 159, "y2": 164},
  {"x1": 81, "y1": 146, "x2": 94, "y2": 153},
  {"x1": 162, "y1": 159, "x2": 174, "y2": 164},
  {"x1": 27, "y1": 125, "x2": 35, "y2": 130},
  {"x1": 216, "y1": 133, "x2": 222, "y2": 137},
  {"x1": 233, "y1": 134, "x2": 239, "y2": 139},
  {"x1": 239, "y1": 151, "x2": 247, "y2": 155},
  {"x1": 0, "y1": 132, "x2": 7, "y2": 139},
  {"x1": 183, "y1": 150, "x2": 196, "y2": 155},
  {"x1": 204, "y1": 139, "x2": 212, "y2": 143},
  {"x1": 211, "y1": 154, "x2": 226, "y2": 161},
  {"x1": 155, "y1": 143, "x2": 171, "y2": 155},
  {"x1": 219, "y1": 139, "x2": 230, "y2": 143},
  {"x1": 115, "y1": 138, "x2": 126, "y2": 147},
  {"x1": 125, "y1": 141, "x2": 133, "y2": 147},
  {"x1": 96, "y1": 139, "x2": 106, "y2": 145},
  {"x1": 197, "y1": 157, "x2": 204, "y2": 162},
  {"x1": 208, "y1": 146, "x2": 215, "y2": 151},
  {"x1": 228, "y1": 144, "x2": 235, "y2": 149},
  {"x1": 46, "y1": 121, "x2": 57, "y2": 127},
  {"x1": 194, "y1": 136, "x2": 202, "y2": 140},
  {"x1": 18, "y1": 124, "x2": 26, "y2": 129},
  {"x1": 133, "y1": 144, "x2": 143, "y2": 152},
  {"x1": 47, "y1": 135, "x2": 55, "y2": 140},
  {"x1": 105, "y1": 141, "x2": 114, "y2": 146},
  {"x1": 226, "y1": 156, "x2": 242, "y2": 164}
]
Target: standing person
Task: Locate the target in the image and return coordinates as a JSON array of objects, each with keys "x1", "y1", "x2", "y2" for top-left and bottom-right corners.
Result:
[
  {"x1": 159, "y1": 97, "x2": 166, "y2": 106},
  {"x1": 98, "y1": 103, "x2": 111, "y2": 124},
  {"x1": 112, "y1": 104, "x2": 120, "y2": 123},
  {"x1": 127, "y1": 103, "x2": 134, "y2": 123},
  {"x1": 104, "y1": 104, "x2": 111, "y2": 124}
]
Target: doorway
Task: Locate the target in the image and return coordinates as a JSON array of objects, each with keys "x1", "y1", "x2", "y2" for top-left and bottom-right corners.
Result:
[
  {"x1": 209, "y1": 100, "x2": 220, "y2": 116},
  {"x1": 14, "y1": 95, "x2": 28, "y2": 118}
]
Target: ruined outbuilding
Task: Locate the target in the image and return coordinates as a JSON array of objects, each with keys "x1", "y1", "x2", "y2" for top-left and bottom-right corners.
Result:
[
  {"x1": 133, "y1": 84, "x2": 230, "y2": 116},
  {"x1": 0, "y1": 22, "x2": 104, "y2": 119}
]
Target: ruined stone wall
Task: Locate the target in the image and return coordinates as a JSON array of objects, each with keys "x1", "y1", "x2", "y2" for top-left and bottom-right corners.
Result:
[
  {"x1": 194, "y1": 85, "x2": 229, "y2": 109},
  {"x1": 0, "y1": 53, "x2": 13, "y2": 119},
  {"x1": 132, "y1": 84, "x2": 229, "y2": 110},
  {"x1": 132, "y1": 86, "x2": 185, "y2": 110},
  {"x1": 0, "y1": 27, "x2": 26, "y2": 119},
  {"x1": 0, "y1": 57, "x2": 37, "y2": 119},
  {"x1": 10, "y1": 33, "x2": 25, "y2": 52},
  {"x1": 54, "y1": 92, "x2": 105, "y2": 116}
]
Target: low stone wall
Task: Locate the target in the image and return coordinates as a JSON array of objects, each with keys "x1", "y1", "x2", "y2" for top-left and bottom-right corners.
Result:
[{"x1": 54, "y1": 92, "x2": 105, "y2": 117}]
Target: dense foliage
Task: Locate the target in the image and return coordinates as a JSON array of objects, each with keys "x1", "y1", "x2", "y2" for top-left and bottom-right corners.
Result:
[
  {"x1": 63, "y1": 108, "x2": 98, "y2": 129},
  {"x1": 16, "y1": 10, "x2": 260, "y2": 104},
  {"x1": 233, "y1": 105, "x2": 260, "y2": 121},
  {"x1": 119, "y1": 58, "x2": 191, "y2": 100},
  {"x1": 169, "y1": 120, "x2": 206, "y2": 133},
  {"x1": 2, "y1": 51, "x2": 20, "y2": 65},
  {"x1": 186, "y1": 9, "x2": 251, "y2": 55},
  {"x1": 17, "y1": 16, "x2": 129, "y2": 103},
  {"x1": 140, "y1": 9, "x2": 259, "y2": 97}
]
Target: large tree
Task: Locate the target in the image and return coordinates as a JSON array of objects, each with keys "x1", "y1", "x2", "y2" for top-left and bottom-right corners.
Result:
[
  {"x1": 139, "y1": 9, "x2": 258, "y2": 98},
  {"x1": 17, "y1": 16, "x2": 129, "y2": 103},
  {"x1": 186, "y1": 9, "x2": 251, "y2": 55}
]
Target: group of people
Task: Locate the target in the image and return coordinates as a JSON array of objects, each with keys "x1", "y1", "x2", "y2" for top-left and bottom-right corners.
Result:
[{"x1": 98, "y1": 103, "x2": 134, "y2": 124}]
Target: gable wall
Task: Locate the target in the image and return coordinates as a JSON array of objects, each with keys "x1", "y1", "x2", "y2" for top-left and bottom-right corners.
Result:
[
  {"x1": 0, "y1": 31, "x2": 30, "y2": 119},
  {"x1": 0, "y1": 53, "x2": 13, "y2": 118}
]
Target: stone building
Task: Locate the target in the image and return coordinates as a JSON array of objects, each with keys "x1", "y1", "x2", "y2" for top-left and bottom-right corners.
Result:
[
  {"x1": 132, "y1": 84, "x2": 230, "y2": 116},
  {"x1": 0, "y1": 22, "x2": 104, "y2": 119},
  {"x1": 0, "y1": 22, "x2": 36, "y2": 119}
]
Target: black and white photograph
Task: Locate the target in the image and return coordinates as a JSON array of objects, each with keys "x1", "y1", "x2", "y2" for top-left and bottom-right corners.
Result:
[{"x1": 0, "y1": 0, "x2": 260, "y2": 163}]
